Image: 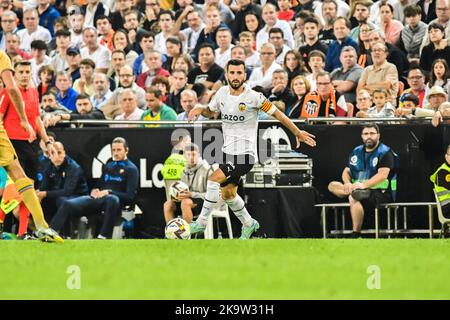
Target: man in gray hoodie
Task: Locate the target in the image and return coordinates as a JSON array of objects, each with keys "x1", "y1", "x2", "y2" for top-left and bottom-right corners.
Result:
[{"x1": 163, "y1": 143, "x2": 212, "y2": 223}]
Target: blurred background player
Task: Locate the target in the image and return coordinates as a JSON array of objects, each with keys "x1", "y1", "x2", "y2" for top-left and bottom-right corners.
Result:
[{"x1": 0, "y1": 50, "x2": 63, "y2": 243}]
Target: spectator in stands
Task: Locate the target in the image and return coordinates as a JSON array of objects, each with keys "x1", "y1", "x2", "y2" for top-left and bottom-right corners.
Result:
[
  {"x1": 380, "y1": 2, "x2": 404, "y2": 45},
  {"x1": 154, "y1": 10, "x2": 176, "y2": 56},
  {"x1": 264, "y1": 69, "x2": 296, "y2": 113},
  {"x1": 51, "y1": 137, "x2": 139, "y2": 239},
  {"x1": 97, "y1": 15, "x2": 114, "y2": 52},
  {"x1": 316, "y1": 0, "x2": 350, "y2": 25},
  {"x1": 66, "y1": 47, "x2": 81, "y2": 83},
  {"x1": 325, "y1": 16, "x2": 359, "y2": 72},
  {"x1": 427, "y1": 59, "x2": 450, "y2": 93},
  {"x1": 420, "y1": 0, "x2": 450, "y2": 50},
  {"x1": 331, "y1": 46, "x2": 363, "y2": 104},
  {"x1": 102, "y1": 65, "x2": 147, "y2": 119},
  {"x1": 123, "y1": 10, "x2": 146, "y2": 52},
  {"x1": 328, "y1": 124, "x2": 397, "y2": 238},
  {"x1": 73, "y1": 58, "x2": 96, "y2": 97},
  {"x1": 164, "y1": 142, "x2": 211, "y2": 223},
  {"x1": 142, "y1": 0, "x2": 161, "y2": 33},
  {"x1": 247, "y1": 43, "x2": 282, "y2": 90},
  {"x1": 41, "y1": 92, "x2": 71, "y2": 127},
  {"x1": 67, "y1": 7, "x2": 84, "y2": 49},
  {"x1": 173, "y1": 54, "x2": 195, "y2": 74},
  {"x1": 192, "y1": 5, "x2": 228, "y2": 60},
  {"x1": 300, "y1": 71, "x2": 348, "y2": 118},
  {"x1": 108, "y1": 50, "x2": 127, "y2": 90},
  {"x1": 30, "y1": 40, "x2": 51, "y2": 86},
  {"x1": 112, "y1": 29, "x2": 139, "y2": 69},
  {"x1": 285, "y1": 75, "x2": 311, "y2": 119},
  {"x1": 292, "y1": 11, "x2": 311, "y2": 49},
  {"x1": 231, "y1": 0, "x2": 262, "y2": 38},
  {"x1": 201, "y1": 0, "x2": 235, "y2": 28},
  {"x1": 420, "y1": 23, "x2": 450, "y2": 73},
  {"x1": 82, "y1": 0, "x2": 109, "y2": 29},
  {"x1": 177, "y1": 89, "x2": 207, "y2": 121},
  {"x1": 306, "y1": 50, "x2": 326, "y2": 91},
  {"x1": 283, "y1": 50, "x2": 308, "y2": 88},
  {"x1": 163, "y1": 36, "x2": 185, "y2": 73},
  {"x1": 38, "y1": 141, "x2": 89, "y2": 222},
  {"x1": 17, "y1": 8, "x2": 51, "y2": 54},
  {"x1": 167, "y1": 69, "x2": 188, "y2": 114},
  {"x1": 37, "y1": 0, "x2": 61, "y2": 37},
  {"x1": 368, "y1": 29, "x2": 408, "y2": 80},
  {"x1": 51, "y1": 29, "x2": 71, "y2": 73},
  {"x1": 5, "y1": 33, "x2": 32, "y2": 61},
  {"x1": 397, "y1": 86, "x2": 447, "y2": 117},
  {"x1": 112, "y1": 89, "x2": 144, "y2": 127},
  {"x1": 173, "y1": 8, "x2": 205, "y2": 58},
  {"x1": 46, "y1": 94, "x2": 106, "y2": 126},
  {"x1": 349, "y1": 0, "x2": 377, "y2": 42},
  {"x1": 357, "y1": 41, "x2": 399, "y2": 106},
  {"x1": 266, "y1": 28, "x2": 288, "y2": 67},
  {"x1": 55, "y1": 71, "x2": 78, "y2": 112},
  {"x1": 319, "y1": 0, "x2": 338, "y2": 45},
  {"x1": 256, "y1": 3, "x2": 294, "y2": 50},
  {"x1": 432, "y1": 101, "x2": 450, "y2": 126},
  {"x1": 430, "y1": 144, "x2": 450, "y2": 216},
  {"x1": 137, "y1": 50, "x2": 170, "y2": 91},
  {"x1": 188, "y1": 43, "x2": 224, "y2": 89},
  {"x1": 399, "y1": 67, "x2": 430, "y2": 108},
  {"x1": 37, "y1": 65, "x2": 55, "y2": 100},
  {"x1": 299, "y1": 16, "x2": 329, "y2": 62},
  {"x1": 0, "y1": 11, "x2": 19, "y2": 51},
  {"x1": 277, "y1": 0, "x2": 295, "y2": 21},
  {"x1": 110, "y1": 0, "x2": 133, "y2": 30},
  {"x1": 141, "y1": 87, "x2": 177, "y2": 126},
  {"x1": 243, "y1": 11, "x2": 263, "y2": 39},
  {"x1": 400, "y1": 5, "x2": 428, "y2": 64},
  {"x1": 293, "y1": 0, "x2": 316, "y2": 13},
  {"x1": 362, "y1": 88, "x2": 396, "y2": 118},
  {"x1": 133, "y1": 31, "x2": 156, "y2": 76},
  {"x1": 418, "y1": 0, "x2": 437, "y2": 24},
  {"x1": 238, "y1": 31, "x2": 260, "y2": 70},
  {"x1": 91, "y1": 73, "x2": 113, "y2": 110},
  {"x1": 80, "y1": 26, "x2": 111, "y2": 74},
  {"x1": 151, "y1": 76, "x2": 170, "y2": 103},
  {"x1": 215, "y1": 28, "x2": 234, "y2": 69},
  {"x1": 355, "y1": 89, "x2": 373, "y2": 116}
]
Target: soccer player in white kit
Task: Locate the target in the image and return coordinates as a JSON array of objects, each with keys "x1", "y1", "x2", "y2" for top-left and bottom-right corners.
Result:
[{"x1": 188, "y1": 59, "x2": 316, "y2": 239}]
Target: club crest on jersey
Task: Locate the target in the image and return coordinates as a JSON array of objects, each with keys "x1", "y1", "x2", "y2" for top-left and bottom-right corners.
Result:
[
  {"x1": 305, "y1": 101, "x2": 319, "y2": 115},
  {"x1": 238, "y1": 103, "x2": 247, "y2": 112}
]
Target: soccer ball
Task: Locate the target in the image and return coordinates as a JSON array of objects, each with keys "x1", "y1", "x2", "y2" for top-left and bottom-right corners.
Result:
[
  {"x1": 169, "y1": 181, "x2": 189, "y2": 202},
  {"x1": 165, "y1": 218, "x2": 191, "y2": 240}
]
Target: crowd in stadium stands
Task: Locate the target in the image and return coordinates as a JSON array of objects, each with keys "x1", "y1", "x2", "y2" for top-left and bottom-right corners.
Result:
[{"x1": 0, "y1": 0, "x2": 449, "y2": 126}]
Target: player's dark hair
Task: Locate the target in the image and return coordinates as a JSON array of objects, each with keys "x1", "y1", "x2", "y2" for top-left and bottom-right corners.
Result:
[
  {"x1": 362, "y1": 124, "x2": 380, "y2": 134},
  {"x1": 226, "y1": 59, "x2": 246, "y2": 72}
]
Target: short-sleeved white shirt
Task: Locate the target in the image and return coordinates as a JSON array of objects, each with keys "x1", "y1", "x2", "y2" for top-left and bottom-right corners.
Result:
[
  {"x1": 80, "y1": 44, "x2": 111, "y2": 70},
  {"x1": 208, "y1": 84, "x2": 276, "y2": 159}
]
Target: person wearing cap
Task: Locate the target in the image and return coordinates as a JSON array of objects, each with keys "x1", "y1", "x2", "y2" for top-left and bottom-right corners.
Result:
[
  {"x1": 396, "y1": 85, "x2": 448, "y2": 117},
  {"x1": 50, "y1": 29, "x2": 71, "y2": 73},
  {"x1": 66, "y1": 47, "x2": 81, "y2": 83},
  {"x1": 80, "y1": 26, "x2": 111, "y2": 74}
]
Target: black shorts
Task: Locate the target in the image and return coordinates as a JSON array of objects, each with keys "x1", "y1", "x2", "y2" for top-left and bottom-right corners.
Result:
[
  {"x1": 218, "y1": 153, "x2": 255, "y2": 187},
  {"x1": 175, "y1": 198, "x2": 204, "y2": 216},
  {"x1": 11, "y1": 139, "x2": 39, "y2": 181},
  {"x1": 360, "y1": 189, "x2": 393, "y2": 213}
]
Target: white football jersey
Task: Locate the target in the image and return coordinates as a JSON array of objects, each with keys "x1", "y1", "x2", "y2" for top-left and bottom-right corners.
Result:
[{"x1": 208, "y1": 84, "x2": 277, "y2": 160}]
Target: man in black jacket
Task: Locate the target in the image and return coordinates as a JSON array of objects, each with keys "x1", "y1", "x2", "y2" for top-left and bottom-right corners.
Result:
[
  {"x1": 37, "y1": 141, "x2": 89, "y2": 222},
  {"x1": 50, "y1": 137, "x2": 139, "y2": 239}
]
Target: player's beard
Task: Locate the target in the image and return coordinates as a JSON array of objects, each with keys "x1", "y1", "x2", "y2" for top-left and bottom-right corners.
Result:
[{"x1": 229, "y1": 79, "x2": 244, "y2": 90}]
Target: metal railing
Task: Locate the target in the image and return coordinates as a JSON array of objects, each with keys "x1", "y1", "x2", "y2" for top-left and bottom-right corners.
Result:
[{"x1": 54, "y1": 117, "x2": 445, "y2": 127}]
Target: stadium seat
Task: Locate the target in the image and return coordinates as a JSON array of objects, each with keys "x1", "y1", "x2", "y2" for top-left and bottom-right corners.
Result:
[
  {"x1": 204, "y1": 198, "x2": 233, "y2": 239},
  {"x1": 434, "y1": 190, "x2": 450, "y2": 238}
]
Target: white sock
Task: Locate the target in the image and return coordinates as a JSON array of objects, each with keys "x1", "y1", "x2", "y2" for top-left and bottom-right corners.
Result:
[
  {"x1": 197, "y1": 181, "x2": 220, "y2": 226},
  {"x1": 225, "y1": 195, "x2": 253, "y2": 227}
]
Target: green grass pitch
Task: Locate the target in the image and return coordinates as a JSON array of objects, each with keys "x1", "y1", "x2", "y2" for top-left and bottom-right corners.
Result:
[{"x1": 1, "y1": 239, "x2": 450, "y2": 300}]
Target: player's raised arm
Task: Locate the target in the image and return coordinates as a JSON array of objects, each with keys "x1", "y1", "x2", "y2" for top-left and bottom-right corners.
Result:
[{"x1": 271, "y1": 108, "x2": 316, "y2": 148}]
